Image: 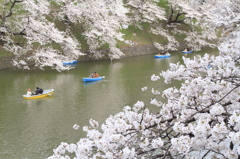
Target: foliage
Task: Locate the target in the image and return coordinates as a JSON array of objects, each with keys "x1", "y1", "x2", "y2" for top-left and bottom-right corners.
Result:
[
  {"x1": 0, "y1": 0, "x2": 217, "y2": 71},
  {"x1": 0, "y1": 0, "x2": 83, "y2": 71}
]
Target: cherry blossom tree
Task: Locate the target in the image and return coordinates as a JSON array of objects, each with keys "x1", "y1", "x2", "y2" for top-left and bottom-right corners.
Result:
[
  {"x1": 47, "y1": 0, "x2": 240, "y2": 158},
  {"x1": 123, "y1": 0, "x2": 217, "y2": 52},
  {"x1": 51, "y1": 0, "x2": 130, "y2": 60},
  {"x1": 1, "y1": 0, "x2": 220, "y2": 71},
  {"x1": 0, "y1": 0, "x2": 84, "y2": 71}
]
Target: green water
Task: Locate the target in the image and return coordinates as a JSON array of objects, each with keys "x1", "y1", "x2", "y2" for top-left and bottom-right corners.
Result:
[{"x1": 0, "y1": 49, "x2": 218, "y2": 159}]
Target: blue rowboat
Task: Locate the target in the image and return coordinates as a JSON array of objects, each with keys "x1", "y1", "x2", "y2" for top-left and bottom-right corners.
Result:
[
  {"x1": 82, "y1": 77, "x2": 103, "y2": 82},
  {"x1": 22, "y1": 89, "x2": 54, "y2": 99},
  {"x1": 182, "y1": 51, "x2": 193, "y2": 53},
  {"x1": 154, "y1": 54, "x2": 171, "y2": 58},
  {"x1": 62, "y1": 60, "x2": 77, "y2": 65}
]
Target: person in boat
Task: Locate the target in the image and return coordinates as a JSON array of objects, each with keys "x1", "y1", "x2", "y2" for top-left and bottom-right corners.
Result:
[
  {"x1": 33, "y1": 87, "x2": 43, "y2": 95},
  {"x1": 26, "y1": 89, "x2": 32, "y2": 96},
  {"x1": 161, "y1": 51, "x2": 165, "y2": 55},
  {"x1": 165, "y1": 51, "x2": 170, "y2": 55},
  {"x1": 183, "y1": 48, "x2": 187, "y2": 52},
  {"x1": 94, "y1": 72, "x2": 99, "y2": 78},
  {"x1": 89, "y1": 72, "x2": 94, "y2": 78}
]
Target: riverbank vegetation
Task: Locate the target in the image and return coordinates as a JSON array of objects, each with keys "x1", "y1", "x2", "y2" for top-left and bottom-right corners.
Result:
[
  {"x1": 47, "y1": 0, "x2": 240, "y2": 158},
  {"x1": 0, "y1": 0, "x2": 217, "y2": 71}
]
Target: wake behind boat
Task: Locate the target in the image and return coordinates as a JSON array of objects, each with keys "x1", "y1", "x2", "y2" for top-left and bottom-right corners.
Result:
[{"x1": 22, "y1": 89, "x2": 54, "y2": 99}]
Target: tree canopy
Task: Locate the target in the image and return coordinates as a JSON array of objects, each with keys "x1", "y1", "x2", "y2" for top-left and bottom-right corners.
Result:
[
  {"x1": 46, "y1": 0, "x2": 240, "y2": 158},
  {"x1": 1, "y1": 0, "x2": 218, "y2": 71}
]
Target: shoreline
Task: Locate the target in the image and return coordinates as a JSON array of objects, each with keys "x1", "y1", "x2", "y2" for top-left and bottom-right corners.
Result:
[{"x1": 0, "y1": 42, "x2": 204, "y2": 70}]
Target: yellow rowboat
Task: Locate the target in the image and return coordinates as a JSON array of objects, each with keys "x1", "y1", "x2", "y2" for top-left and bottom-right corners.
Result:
[{"x1": 22, "y1": 89, "x2": 54, "y2": 99}]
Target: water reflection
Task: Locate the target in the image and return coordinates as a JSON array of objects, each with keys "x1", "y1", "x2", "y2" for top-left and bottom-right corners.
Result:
[
  {"x1": 83, "y1": 80, "x2": 102, "y2": 86},
  {"x1": 153, "y1": 55, "x2": 172, "y2": 71},
  {"x1": 25, "y1": 96, "x2": 54, "y2": 107}
]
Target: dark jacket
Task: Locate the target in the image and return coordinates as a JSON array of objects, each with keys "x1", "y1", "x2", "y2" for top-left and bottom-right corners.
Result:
[{"x1": 35, "y1": 88, "x2": 43, "y2": 95}]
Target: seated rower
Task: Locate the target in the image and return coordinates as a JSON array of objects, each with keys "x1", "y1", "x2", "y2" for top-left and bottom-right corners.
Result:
[
  {"x1": 33, "y1": 87, "x2": 43, "y2": 95},
  {"x1": 94, "y1": 72, "x2": 99, "y2": 78},
  {"x1": 89, "y1": 72, "x2": 94, "y2": 78}
]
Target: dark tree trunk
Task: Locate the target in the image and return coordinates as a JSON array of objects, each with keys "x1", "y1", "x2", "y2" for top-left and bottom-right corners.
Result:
[{"x1": 167, "y1": 5, "x2": 186, "y2": 25}]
